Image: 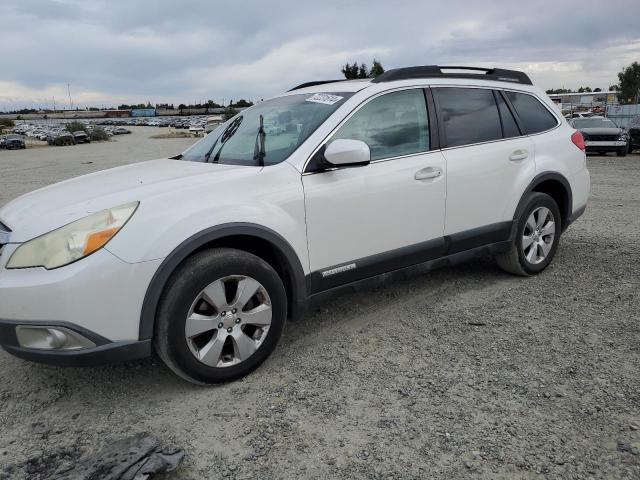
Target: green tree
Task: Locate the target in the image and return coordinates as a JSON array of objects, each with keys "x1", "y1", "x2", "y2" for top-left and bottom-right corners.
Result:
[
  {"x1": 545, "y1": 88, "x2": 572, "y2": 94},
  {"x1": 370, "y1": 59, "x2": 385, "y2": 77},
  {"x1": 0, "y1": 118, "x2": 15, "y2": 128},
  {"x1": 65, "y1": 121, "x2": 87, "y2": 133},
  {"x1": 342, "y1": 59, "x2": 385, "y2": 79},
  {"x1": 223, "y1": 106, "x2": 238, "y2": 121},
  {"x1": 616, "y1": 62, "x2": 640, "y2": 104},
  {"x1": 89, "y1": 127, "x2": 109, "y2": 141},
  {"x1": 232, "y1": 99, "x2": 253, "y2": 108},
  {"x1": 341, "y1": 62, "x2": 360, "y2": 79}
]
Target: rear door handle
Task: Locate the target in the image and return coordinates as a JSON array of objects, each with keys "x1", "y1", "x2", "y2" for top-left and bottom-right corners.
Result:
[
  {"x1": 415, "y1": 167, "x2": 442, "y2": 181},
  {"x1": 509, "y1": 149, "x2": 529, "y2": 162}
]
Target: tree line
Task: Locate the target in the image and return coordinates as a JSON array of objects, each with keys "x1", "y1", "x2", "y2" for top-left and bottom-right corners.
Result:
[
  {"x1": 117, "y1": 99, "x2": 254, "y2": 110},
  {"x1": 341, "y1": 59, "x2": 385, "y2": 79}
]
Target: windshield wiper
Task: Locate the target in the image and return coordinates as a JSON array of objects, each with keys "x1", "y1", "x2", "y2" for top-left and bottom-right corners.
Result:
[
  {"x1": 253, "y1": 114, "x2": 266, "y2": 167},
  {"x1": 211, "y1": 115, "x2": 243, "y2": 163}
]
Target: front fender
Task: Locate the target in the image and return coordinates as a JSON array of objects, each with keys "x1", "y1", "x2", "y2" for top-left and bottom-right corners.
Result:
[{"x1": 137, "y1": 223, "x2": 308, "y2": 340}]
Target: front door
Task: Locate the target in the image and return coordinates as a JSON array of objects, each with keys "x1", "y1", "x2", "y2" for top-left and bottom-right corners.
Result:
[{"x1": 302, "y1": 88, "x2": 447, "y2": 292}]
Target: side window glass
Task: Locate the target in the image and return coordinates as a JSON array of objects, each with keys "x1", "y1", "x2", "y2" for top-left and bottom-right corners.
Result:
[
  {"x1": 434, "y1": 87, "x2": 502, "y2": 147},
  {"x1": 331, "y1": 89, "x2": 429, "y2": 161},
  {"x1": 505, "y1": 91, "x2": 558, "y2": 134},
  {"x1": 495, "y1": 91, "x2": 521, "y2": 138}
]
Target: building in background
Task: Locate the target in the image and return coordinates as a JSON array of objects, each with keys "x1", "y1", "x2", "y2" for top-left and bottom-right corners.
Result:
[
  {"x1": 548, "y1": 91, "x2": 619, "y2": 116},
  {"x1": 131, "y1": 108, "x2": 156, "y2": 117}
]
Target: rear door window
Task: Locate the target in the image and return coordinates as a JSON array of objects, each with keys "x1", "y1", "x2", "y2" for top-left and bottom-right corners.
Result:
[
  {"x1": 505, "y1": 91, "x2": 558, "y2": 134},
  {"x1": 433, "y1": 87, "x2": 503, "y2": 148}
]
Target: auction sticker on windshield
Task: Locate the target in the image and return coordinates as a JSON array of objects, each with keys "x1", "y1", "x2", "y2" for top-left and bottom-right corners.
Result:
[{"x1": 305, "y1": 93, "x2": 344, "y2": 105}]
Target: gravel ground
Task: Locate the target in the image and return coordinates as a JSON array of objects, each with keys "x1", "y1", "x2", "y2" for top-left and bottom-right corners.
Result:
[{"x1": 0, "y1": 132, "x2": 638, "y2": 479}]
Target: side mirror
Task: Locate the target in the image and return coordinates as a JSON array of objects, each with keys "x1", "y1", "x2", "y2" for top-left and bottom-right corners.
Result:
[{"x1": 324, "y1": 139, "x2": 371, "y2": 167}]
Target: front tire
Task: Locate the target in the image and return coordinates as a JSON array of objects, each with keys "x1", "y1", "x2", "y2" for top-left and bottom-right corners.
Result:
[
  {"x1": 495, "y1": 192, "x2": 561, "y2": 276},
  {"x1": 617, "y1": 148, "x2": 627, "y2": 157},
  {"x1": 154, "y1": 248, "x2": 287, "y2": 384}
]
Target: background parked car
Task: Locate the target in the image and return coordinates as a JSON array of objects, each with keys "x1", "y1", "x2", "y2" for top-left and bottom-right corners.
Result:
[
  {"x1": 47, "y1": 132, "x2": 76, "y2": 146},
  {"x1": 570, "y1": 117, "x2": 628, "y2": 156},
  {"x1": 564, "y1": 111, "x2": 602, "y2": 120},
  {"x1": 627, "y1": 116, "x2": 640, "y2": 153},
  {"x1": 72, "y1": 131, "x2": 91, "y2": 144},
  {"x1": 1, "y1": 134, "x2": 26, "y2": 149}
]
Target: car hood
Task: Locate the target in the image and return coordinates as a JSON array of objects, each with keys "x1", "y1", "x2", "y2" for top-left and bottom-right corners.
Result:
[
  {"x1": 0, "y1": 158, "x2": 257, "y2": 242},
  {"x1": 578, "y1": 127, "x2": 622, "y2": 135}
]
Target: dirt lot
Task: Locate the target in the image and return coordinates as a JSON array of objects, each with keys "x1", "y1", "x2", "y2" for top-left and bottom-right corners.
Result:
[{"x1": 0, "y1": 131, "x2": 638, "y2": 479}]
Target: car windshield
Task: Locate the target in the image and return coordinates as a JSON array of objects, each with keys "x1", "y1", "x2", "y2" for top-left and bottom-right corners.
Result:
[
  {"x1": 180, "y1": 92, "x2": 353, "y2": 166},
  {"x1": 573, "y1": 118, "x2": 618, "y2": 129}
]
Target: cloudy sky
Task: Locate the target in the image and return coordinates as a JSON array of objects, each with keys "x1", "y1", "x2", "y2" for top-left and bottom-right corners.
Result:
[{"x1": 1, "y1": 0, "x2": 638, "y2": 110}]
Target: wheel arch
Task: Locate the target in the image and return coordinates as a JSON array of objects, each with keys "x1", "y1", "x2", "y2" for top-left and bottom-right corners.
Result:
[
  {"x1": 139, "y1": 223, "x2": 307, "y2": 340},
  {"x1": 513, "y1": 172, "x2": 572, "y2": 234}
]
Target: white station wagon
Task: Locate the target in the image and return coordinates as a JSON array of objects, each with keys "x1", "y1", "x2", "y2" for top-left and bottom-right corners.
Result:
[{"x1": 0, "y1": 66, "x2": 590, "y2": 383}]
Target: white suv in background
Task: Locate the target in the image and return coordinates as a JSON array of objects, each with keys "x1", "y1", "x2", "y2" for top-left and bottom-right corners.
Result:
[{"x1": 0, "y1": 66, "x2": 590, "y2": 384}]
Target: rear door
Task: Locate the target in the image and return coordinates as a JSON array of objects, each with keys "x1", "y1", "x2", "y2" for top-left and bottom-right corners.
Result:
[
  {"x1": 433, "y1": 87, "x2": 536, "y2": 246},
  {"x1": 302, "y1": 88, "x2": 447, "y2": 291}
]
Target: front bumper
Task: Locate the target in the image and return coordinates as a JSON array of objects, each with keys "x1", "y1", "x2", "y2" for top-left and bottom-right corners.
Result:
[
  {"x1": 584, "y1": 140, "x2": 626, "y2": 153},
  {"x1": 0, "y1": 319, "x2": 151, "y2": 366},
  {"x1": 0, "y1": 246, "x2": 163, "y2": 362}
]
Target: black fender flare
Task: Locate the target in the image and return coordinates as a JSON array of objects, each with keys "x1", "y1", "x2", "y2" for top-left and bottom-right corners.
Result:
[
  {"x1": 139, "y1": 223, "x2": 307, "y2": 340},
  {"x1": 511, "y1": 171, "x2": 573, "y2": 238}
]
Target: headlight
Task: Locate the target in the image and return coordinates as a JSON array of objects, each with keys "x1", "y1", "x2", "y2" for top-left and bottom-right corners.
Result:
[{"x1": 7, "y1": 202, "x2": 138, "y2": 269}]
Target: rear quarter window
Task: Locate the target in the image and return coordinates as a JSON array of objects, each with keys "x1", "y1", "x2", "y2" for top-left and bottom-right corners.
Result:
[{"x1": 506, "y1": 91, "x2": 558, "y2": 134}]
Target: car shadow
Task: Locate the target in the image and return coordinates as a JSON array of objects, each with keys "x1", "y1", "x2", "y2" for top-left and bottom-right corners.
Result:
[{"x1": 2, "y1": 256, "x2": 516, "y2": 393}]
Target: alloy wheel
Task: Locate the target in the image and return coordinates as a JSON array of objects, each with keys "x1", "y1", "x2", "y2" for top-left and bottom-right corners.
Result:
[
  {"x1": 184, "y1": 275, "x2": 272, "y2": 368},
  {"x1": 522, "y1": 206, "x2": 556, "y2": 265}
]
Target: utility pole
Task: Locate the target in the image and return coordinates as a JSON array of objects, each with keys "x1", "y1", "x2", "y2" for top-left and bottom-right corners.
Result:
[
  {"x1": 67, "y1": 83, "x2": 73, "y2": 110},
  {"x1": 53, "y1": 96, "x2": 56, "y2": 112}
]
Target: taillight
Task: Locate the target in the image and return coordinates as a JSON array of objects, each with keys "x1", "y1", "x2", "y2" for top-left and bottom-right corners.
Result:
[{"x1": 571, "y1": 131, "x2": 585, "y2": 151}]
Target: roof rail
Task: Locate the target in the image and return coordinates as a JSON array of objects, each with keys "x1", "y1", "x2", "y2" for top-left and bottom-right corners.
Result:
[
  {"x1": 371, "y1": 65, "x2": 533, "y2": 85},
  {"x1": 288, "y1": 80, "x2": 345, "y2": 92}
]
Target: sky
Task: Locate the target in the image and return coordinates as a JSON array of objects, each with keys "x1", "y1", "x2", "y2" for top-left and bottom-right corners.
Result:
[{"x1": 1, "y1": 0, "x2": 639, "y2": 111}]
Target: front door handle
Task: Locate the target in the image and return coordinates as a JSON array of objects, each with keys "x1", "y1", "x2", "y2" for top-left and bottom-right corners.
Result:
[
  {"x1": 509, "y1": 149, "x2": 529, "y2": 162},
  {"x1": 415, "y1": 167, "x2": 442, "y2": 181}
]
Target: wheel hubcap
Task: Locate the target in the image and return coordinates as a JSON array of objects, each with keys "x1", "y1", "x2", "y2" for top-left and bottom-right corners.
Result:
[
  {"x1": 184, "y1": 275, "x2": 272, "y2": 368},
  {"x1": 522, "y1": 207, "x2": 555, "y2": 265}
]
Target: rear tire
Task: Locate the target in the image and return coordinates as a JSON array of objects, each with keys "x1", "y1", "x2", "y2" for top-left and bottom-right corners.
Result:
[
  {"x1": 495, "y1": 192, "x2": 561, "y2": 276},
  {"x1": 617, "y1": 148, "x2": 627, "y2": 157},
  {"x1": 154, "y1": 248, "x2": 287, "y2": 384}
]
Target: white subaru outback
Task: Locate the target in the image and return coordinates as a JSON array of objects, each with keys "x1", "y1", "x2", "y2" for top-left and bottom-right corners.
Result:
[{"x1": 0, "y1": 66, "x2": 590, "y2": 383}]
